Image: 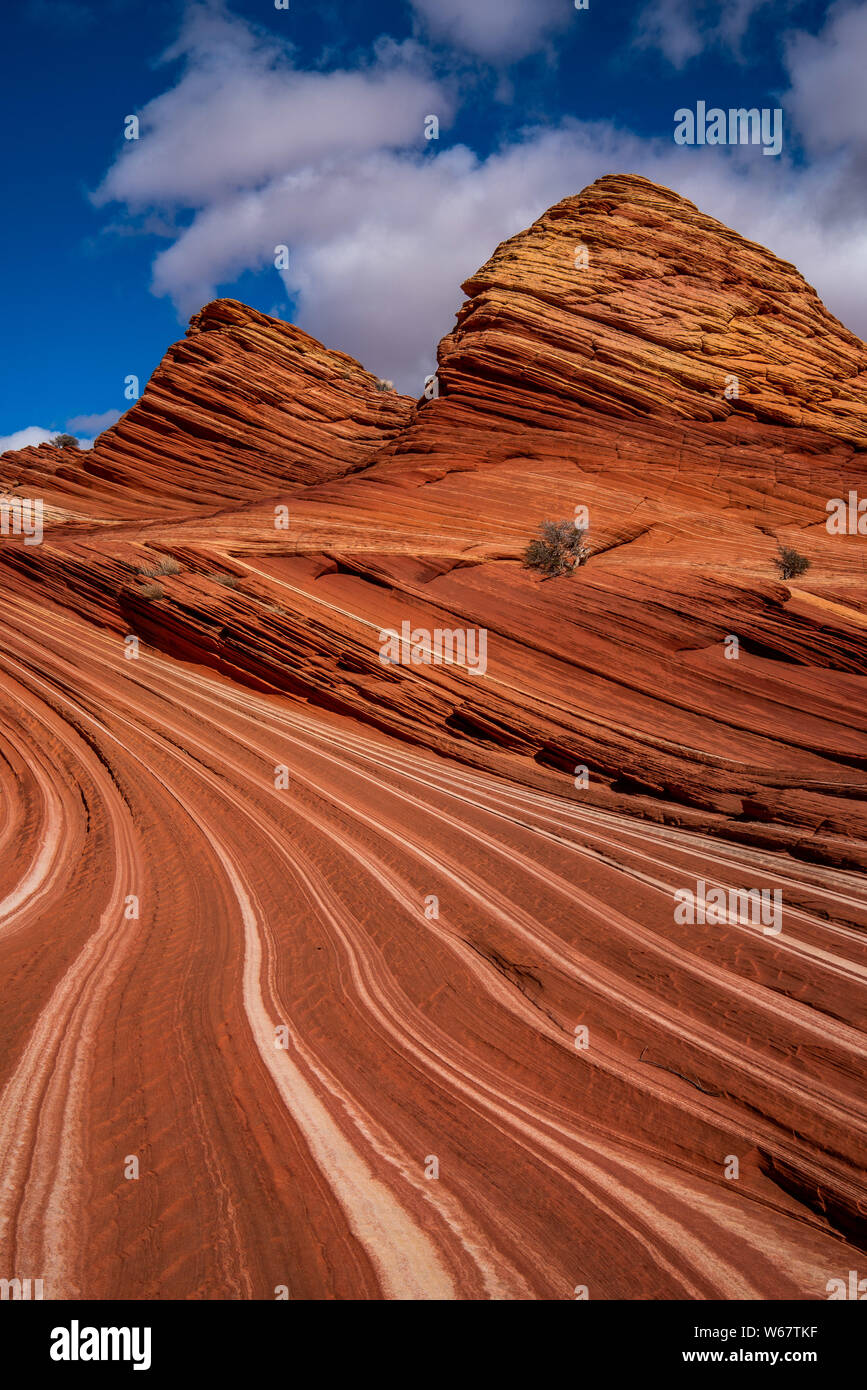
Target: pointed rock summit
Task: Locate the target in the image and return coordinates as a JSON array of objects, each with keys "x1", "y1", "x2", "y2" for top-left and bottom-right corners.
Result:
[
  {"x1": 0, "y1": 299, "x2": 412, "y2": 517},
  {"x1": 435, "y1": 174, "x2": 867, "y2": 445}
]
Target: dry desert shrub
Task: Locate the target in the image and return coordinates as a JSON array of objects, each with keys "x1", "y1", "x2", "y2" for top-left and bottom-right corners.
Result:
[
  {"x1": 524, "y1": 519, "x2": 590, "y2": 577},
  {"x1": 139, "y1": 556, "x2": 182, "y2": 577},
  {"x1": 774, "y1": 545, "x2": 810, "y2": 579}
]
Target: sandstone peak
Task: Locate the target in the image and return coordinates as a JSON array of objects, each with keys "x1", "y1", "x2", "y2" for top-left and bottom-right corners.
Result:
[
  {"x1": 0, "y1": 299, "x2": 413, "y2": 517},
  {"x1": 437, "y1": 173, "x2": 867, "y2": 446},
  {"x1": 184, "y1": 297, "x2": 361, "y2": 374}
]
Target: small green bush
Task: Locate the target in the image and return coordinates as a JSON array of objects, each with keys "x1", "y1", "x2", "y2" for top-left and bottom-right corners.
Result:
[
  {"x1": 524, "y1": 520, "x2": 590, "y2": 578},
  {"x1": 52, "y1": 433, "x2": 80, "y2": 450},
  {"x1": 774, "y1": 545, "x2": 810, "y2": 580}
]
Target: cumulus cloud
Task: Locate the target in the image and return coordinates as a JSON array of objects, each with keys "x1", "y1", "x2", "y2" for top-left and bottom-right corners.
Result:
[
  {"x1": 66, "y1": 409, "x2": 122, "y2": 434},
  {"x1": 408, "y1": 0, "x2": 573, "y2": 63},
  {"x1": 0, "y1": 426, "x2": 56, "y2": 455},
  {"x1": 93, "y1": 5, "x2": 452, "y2": 210},
  {"x1": 94, "y1": 2, "x2": 867, "y2": 393}
]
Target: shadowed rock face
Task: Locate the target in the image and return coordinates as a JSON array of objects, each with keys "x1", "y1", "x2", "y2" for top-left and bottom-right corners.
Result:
[{"x1": 0, "y1": 175, "x2": 865, "y2": 1300}]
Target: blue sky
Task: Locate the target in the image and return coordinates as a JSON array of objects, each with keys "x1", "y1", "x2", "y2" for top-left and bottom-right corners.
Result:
[{"x1": 1, "y1": 0, "x2": 862, "y2": 447}]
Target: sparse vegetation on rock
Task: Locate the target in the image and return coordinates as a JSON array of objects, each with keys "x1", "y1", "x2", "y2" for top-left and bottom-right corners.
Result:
[
  {"x1": 524, "y1": 520, "x2": 590, "y2": 578},
  {"x1": 215, "y1": 573, "x2": 241, "y2": 589},
  {"x1": 774, "y1": 545, "x2": 810, "y2": 580},
  {"x1": 138, "y1": 582, "x2": 165, "y2": 599},
  {"x1": 139, "y1": 557, "x2": 182, "y2": 577},
  {"x1": 51, "y1": 433, "x2": 80, "y2": 450}
]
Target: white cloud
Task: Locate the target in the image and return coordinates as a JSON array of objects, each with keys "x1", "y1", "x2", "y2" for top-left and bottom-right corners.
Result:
[
  {"x1": 94, "y1": 6, "x2": 451, "y2": 211},
  {"x1": 784, "y1": 2, "x2": 867, "y2": 160},
  {"x1": 408, "y1": 0, "x2": 572, "y2": 63},
  {"x1": 0, "y1": 426, "x2": 56, "y2": 455},
  {"x1": 0, "y1": 426, "x2": 96, "y2": 457},
  {"x1": 66, "y1": 409, "x2": 122, "y2": 433},
  {"x1": 94, "y1": 3, "x2": 867, "y2": 395}
]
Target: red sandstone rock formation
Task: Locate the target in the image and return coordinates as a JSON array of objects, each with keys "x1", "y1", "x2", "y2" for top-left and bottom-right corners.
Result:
[
  {"x1": 0, "y1": 297, "x2": 412, "y2": 518},
  {"x1": 0, "y1": 175, "x2": 864, "y2": 1300},
  {"x1": 437, "y1": 174, "x2": 867, "y2": 442},
  {"x1": 5, "y1": 177, "x2": 863, "y2": 862}
]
